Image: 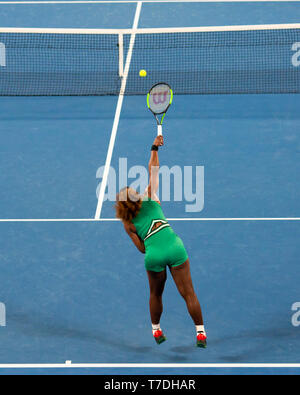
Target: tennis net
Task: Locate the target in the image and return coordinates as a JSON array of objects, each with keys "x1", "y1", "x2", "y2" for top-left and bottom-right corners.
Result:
[{"x1": 0, "y1": 24, "x2": 299, "y2": 95}]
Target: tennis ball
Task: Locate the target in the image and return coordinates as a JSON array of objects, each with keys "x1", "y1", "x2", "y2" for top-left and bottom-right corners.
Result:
[{"x1": 139, "y1": 69, "x2": 147, "y2": 77}]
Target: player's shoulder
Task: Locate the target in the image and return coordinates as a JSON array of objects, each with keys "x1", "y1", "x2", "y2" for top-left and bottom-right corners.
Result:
[
  {"x1": 142, "y1": 191, "x2": 161, "y2": 205},
  {"x1": 123, "y1": 220, "x2": 137, "y2": 233}
]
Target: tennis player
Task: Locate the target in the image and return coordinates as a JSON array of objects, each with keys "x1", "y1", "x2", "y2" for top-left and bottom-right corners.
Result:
[{"x1": 115, "y1": 135, "x2": 206, "y2": 347}]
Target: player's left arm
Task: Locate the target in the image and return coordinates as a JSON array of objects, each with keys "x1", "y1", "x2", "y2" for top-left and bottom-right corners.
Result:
[{"x1": 123, "y1": 222, "x2": 145, "y2": 254}]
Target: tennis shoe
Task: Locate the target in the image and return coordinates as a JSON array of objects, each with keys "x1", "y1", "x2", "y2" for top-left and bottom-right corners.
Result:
[
  {"x1": 196, "y1": 332, "x2": 207, "y2": 348},
  {"x1": 153, "y1": 329, "x2": 166, "y2": 345}
]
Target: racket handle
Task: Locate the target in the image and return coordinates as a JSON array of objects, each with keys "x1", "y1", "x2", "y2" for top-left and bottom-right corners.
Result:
[{"x1": 157, "y1": 125, "x2": 162, "y2": 136}]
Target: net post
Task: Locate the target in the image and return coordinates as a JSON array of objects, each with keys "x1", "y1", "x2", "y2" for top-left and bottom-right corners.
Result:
[
  {"x1": 0, "y1": 43, "x2": 6, "y2": 67},
  {"x1": 118, "y1": 33, "x2": 124, "y2": 78}
]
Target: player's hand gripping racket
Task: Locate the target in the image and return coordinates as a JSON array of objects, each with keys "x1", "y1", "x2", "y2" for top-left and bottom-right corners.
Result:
[{"x1": 147, "y1": 83, "x2": 173, "y2": 136}]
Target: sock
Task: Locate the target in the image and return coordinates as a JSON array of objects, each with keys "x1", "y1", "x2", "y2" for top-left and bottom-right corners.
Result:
[
  {"x1": 196, "y1": 325, "x2": 206, "y2": 335},
  {"x1": 152, "y1": 323, "x2": 161, "y2": 335}
]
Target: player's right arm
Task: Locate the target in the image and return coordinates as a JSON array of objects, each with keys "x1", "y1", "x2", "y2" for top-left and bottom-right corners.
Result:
[{"x1": 146, "y1": 135, "x2": 163, "y2": 202}]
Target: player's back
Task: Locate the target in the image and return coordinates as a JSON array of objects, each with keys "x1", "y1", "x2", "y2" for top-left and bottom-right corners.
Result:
[{"x1": 132, "y1": 197, "x2": 175, "y2": 247}]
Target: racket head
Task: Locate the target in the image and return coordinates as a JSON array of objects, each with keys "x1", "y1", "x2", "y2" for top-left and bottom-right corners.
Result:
[{"x1": 147, "y1": 82, "x2": 173, "y2": 115}]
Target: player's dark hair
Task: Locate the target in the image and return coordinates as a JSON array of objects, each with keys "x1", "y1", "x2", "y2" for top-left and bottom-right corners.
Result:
[{"x1": 115, "y1": 187, "x2": 142, "y2": 222}]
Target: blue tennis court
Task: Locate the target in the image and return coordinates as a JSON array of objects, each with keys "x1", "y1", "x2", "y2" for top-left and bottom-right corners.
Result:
[{"x1": 0, "y1": 1, "x2": 300, "y2": 375}]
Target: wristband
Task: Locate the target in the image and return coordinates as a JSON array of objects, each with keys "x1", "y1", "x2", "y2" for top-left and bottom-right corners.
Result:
[{"x1": 151, "y1": 145, "x2": 159, "y2": 151}]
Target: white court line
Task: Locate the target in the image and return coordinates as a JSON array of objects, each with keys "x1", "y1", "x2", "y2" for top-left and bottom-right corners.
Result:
[
  {"x1": 1, "y1": 24, "x2": 300, "y2": 34},
  {"x1": 163, "y1": 217, "x2": 300, "y2": 221},
  {"x1": 0, "y1": 363, "x2": 299, "y2": 368},
  {"x1": 94, "y1": 1, "x2": 142, "y2": 220},
  {"x1": 0, "y1": 218, "x2": 300, "y2": 222},
  {"x1": 1, "y1": 0, "x2": 300, "y2": 4}
]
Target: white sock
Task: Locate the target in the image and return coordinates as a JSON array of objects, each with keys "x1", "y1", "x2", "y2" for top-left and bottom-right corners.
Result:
[
  {"x1": 196, "y1": 325, "x2": 206, "y2": 335},
  {"x1": 152, "y1": 323, "x2": 161, "y2": 334}
]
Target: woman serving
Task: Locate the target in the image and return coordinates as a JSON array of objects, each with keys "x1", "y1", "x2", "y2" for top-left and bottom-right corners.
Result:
[{"x1": 115, "y1": 135, "x2": 207, "y2": 348}]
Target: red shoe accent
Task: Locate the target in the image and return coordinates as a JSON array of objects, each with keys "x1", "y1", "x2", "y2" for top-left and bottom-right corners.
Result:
[
  {"x1": 197, "y1": 332, "x2": 207, "y2": 341},
  {"x1": 153, "y1": 330, "x2": 163, "y2": 338}
]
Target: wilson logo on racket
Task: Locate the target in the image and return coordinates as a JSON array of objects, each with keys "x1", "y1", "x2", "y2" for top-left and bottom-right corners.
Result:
[
  {"x1": 144, "y1": 219, "x2": 170, "y2": 241},
  {"x1": 153, "y1": 91, "x2": 168, "y2": 105},
  {"x1": 147, "y1": 82, "x2": 173, "y2": 136}
]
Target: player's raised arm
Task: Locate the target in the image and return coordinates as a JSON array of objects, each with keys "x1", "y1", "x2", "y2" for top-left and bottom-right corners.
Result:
[{"x1": 147, "y1": 135, "x2": 163, "y2": 201}]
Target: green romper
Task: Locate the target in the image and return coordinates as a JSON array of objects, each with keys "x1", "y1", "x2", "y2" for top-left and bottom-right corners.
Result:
[{"x1": 132, "y1": 198, "x2": 188, "y2": 272}]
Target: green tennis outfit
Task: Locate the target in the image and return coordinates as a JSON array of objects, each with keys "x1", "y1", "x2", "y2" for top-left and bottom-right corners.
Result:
[{"x1": 132, "y1": 198, "x2": 188, "y2": 272}]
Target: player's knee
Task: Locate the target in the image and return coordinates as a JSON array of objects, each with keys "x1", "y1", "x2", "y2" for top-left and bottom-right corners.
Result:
[
  {"x1": 181, "y1": 288, "x2": 196, "y2": 302},
  {"x1": 150, "y1": 289, "x2": 163, "y2": 299}
]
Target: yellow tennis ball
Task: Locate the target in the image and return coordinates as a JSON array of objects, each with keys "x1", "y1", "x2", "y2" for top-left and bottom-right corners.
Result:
[{"x1": 139, "y1": 69, "x2": 147, "y2": 77}]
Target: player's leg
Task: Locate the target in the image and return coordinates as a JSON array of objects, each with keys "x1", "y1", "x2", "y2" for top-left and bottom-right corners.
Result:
[
  {"x1": 146, "y1": 269, "x2": 167, "y2": 344},
  {"x1": 170, "y1": 259, "x2": 207, "y2": 347}
]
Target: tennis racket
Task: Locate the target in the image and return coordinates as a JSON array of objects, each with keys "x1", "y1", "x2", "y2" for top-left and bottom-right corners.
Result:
[{"x1": 147, "y1": 82, "x2": 173, "y2": 136}]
